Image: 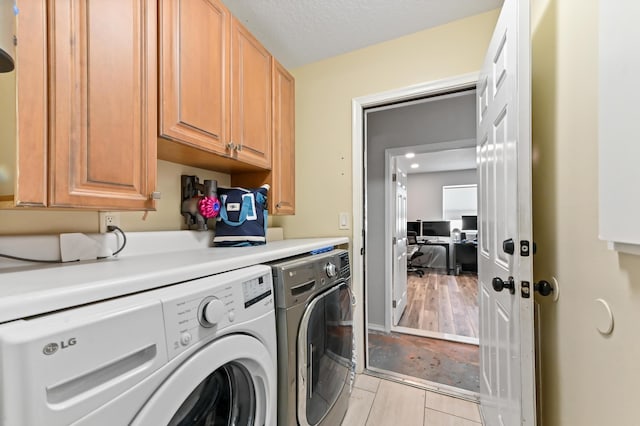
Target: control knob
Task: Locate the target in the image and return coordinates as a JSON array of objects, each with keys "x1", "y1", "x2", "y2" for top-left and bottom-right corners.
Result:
[
  {"x1": 202, "y1": 298, "x2": 226, "y2": 326},
  {"x1": 325, "y1": 262, "x2": 337, "y2": 278}
]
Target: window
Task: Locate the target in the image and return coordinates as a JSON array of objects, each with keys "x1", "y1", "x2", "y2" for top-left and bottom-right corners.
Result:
[{"x1": 442, "y1": 184, "x2": 477, "y2": 231}]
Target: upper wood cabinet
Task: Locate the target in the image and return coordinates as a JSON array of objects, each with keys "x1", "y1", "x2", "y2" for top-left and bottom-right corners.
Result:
[
  {"x1": 232, "y1": 59, "x2": 295, "y2": 215},
  {"x1": 48, "y1": 0, "x2": 157, "y2": 210},
  {"x1": 12, "y1": 0, "x2": 48, "y2": 207},
  {"x1": 9, "y1": 0, "x2": 158, "y2": 210},
  {"x1": 229, "y1": 18, "x2": 272, "y2": 169},
  {"x1": 159, "y1": 0, "x2": 230, "y2": 155},
  {"x1": 158, "y1": 0, "x2": 295, "y2": 214},
  {"x1": 158, "y1": 2, "x2": 273, "y2": 172},
  {"x1": 270, "y1": 60, "x2": 295, "y2": 215}
]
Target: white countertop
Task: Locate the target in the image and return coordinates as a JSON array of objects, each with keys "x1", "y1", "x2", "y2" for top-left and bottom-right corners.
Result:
[{"x1": 0, "y1": 237, "x2": 349, "y2": 324}]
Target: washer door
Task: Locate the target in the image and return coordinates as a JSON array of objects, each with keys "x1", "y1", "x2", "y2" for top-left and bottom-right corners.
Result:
[
  {"x1": 298, "y1": 282, "x2": 354, "y2": 426},
  {"x1": 132, "y1": 334, "x2": 275, "y2": 426}
]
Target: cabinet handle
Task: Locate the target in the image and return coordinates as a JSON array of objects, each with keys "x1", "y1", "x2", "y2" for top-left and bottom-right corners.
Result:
[
  {"x1": 235, "y1": 143, "x2": 242, "y2": 152},
  {"x1": 227, "y1": 141, "x2": 235, "y2": 151}
]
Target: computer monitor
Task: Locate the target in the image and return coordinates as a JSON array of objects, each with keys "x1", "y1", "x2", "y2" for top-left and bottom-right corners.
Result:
[
  {"x1": 462, "y1": 215, "x2": 477, "y2": 231},
  {"x1": 407, "y1": 221, "x2": 421, "y2": 236},
  {"x1": 421, "y1": 221, "x2": 451, "y2": 237}
]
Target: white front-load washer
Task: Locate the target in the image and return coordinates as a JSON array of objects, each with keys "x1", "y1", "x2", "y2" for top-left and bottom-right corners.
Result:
[{"x1": 0, "y1": 264, "x2": 277, "y2": 426}]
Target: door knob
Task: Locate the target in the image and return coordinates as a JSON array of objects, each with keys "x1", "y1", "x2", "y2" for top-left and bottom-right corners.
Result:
[
  {"x1": 503, "y1": 238, "x2": 515, "y2": 255},
  {"x1": 534, "y1": 280, "x2": 554, "y2": 297},
  {"x1": 492, "y1": 276, "x2": 515, "y2": 294}
]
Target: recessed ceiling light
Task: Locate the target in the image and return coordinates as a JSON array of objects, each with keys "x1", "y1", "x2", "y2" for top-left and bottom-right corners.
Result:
[
  {"x1": 410, "y1": 163, "x2": 419, "y2": 169},
  {"x1": 405, "y1": 153, "x2": 415, "y2": 159}
]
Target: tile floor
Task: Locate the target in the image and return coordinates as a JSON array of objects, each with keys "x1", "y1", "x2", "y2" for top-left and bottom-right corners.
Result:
[{"x1": 342, "y1": 374, "x2": 483, "y2": 426}]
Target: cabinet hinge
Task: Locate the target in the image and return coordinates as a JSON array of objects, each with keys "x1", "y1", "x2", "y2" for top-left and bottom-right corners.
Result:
[
  {"x1": 392, "y1": 173, "x2": 397, "y2": 182},
  {"x1": 392, "y1": 237, "x2": 397, "y2": 245},
  {"x1": 392, "y1": 300, "x2": 397, "y2": 308}
]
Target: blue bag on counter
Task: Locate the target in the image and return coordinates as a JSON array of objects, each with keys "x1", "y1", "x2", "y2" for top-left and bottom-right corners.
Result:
[{"x1": 213, "y1": 185, "x2": 269, "y2": 247}]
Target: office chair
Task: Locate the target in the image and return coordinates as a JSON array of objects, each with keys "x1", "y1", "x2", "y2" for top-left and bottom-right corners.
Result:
[{"x1": 406, "y1": 231, "x2": 424, "y2": 277}]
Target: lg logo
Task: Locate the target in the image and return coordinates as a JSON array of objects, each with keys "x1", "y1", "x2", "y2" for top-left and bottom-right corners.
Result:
[{"x1": 42, "y1": 338, "x2": 77, "y2": 355}]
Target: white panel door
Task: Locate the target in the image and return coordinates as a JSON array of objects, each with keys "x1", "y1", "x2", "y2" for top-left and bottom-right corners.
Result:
[
  {"x1": 392, "y1": 161, "x2": 408, "y2": 326},
  {"x1": 477, "y1": 0, "x2": 535, "y2": 424}
]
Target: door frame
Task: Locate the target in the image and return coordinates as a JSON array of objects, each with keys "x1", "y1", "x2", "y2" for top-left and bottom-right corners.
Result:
[
  {"x1": 351, "y1": 73, "x2": 478, "y2": 374},
  {"x1": 381, "y1": 144, "x2": 478, "y2": 342},
  {"x1": 389, "y1": 148, "x2": 479, "y2": 345}
]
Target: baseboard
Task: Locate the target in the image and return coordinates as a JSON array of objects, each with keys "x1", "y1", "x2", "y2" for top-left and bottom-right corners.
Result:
[{"x1": 367, "y1": 323, "x2": 386, "y2": 332}]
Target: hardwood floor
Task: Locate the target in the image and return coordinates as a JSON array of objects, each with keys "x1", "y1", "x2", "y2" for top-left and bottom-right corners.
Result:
[{"x1": 399, "y1": 270, "x2": 479, "y2": 338}]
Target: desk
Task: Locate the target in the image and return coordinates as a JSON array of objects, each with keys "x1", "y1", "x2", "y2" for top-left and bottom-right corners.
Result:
[
  {"x1": 422, "y1": 241, "x2": 451, "y2": 274},
  {"x1": 454, "y1": 242, "x2": 478, "y2": 274}
]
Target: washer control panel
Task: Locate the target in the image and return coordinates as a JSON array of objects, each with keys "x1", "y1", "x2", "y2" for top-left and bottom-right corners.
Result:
[
  {"x1": 198, "y1": 296, "x2": 230, "y2": 328},
  {"x1": 241, "y1": 275, "x2": 272, "y2": 308},
  {"x1": 324, "y1": 262, "x2": 337, "y2": 278},
  {"x1": 159, "y1": 265, "x2": 273, "y2": 359}
]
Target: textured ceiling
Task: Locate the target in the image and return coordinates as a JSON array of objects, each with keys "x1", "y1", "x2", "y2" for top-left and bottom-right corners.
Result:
[{"x1": 222, "y1": 0, "x2": 503, "y2": 68}]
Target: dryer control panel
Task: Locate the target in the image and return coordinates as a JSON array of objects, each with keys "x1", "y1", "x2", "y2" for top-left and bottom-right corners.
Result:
[{"x1": 159, "y1": 265, "x2": 274, "y2": 360}]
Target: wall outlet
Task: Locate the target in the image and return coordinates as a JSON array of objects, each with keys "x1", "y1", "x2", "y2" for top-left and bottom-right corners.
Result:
[{"x1": 99, "y1": 212, "x2": 121, "y2": 233}]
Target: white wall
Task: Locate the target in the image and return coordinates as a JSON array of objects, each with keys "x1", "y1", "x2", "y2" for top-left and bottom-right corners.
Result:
[{"x1": 407, "y1": 169, "x2": 477, "y2": 221}]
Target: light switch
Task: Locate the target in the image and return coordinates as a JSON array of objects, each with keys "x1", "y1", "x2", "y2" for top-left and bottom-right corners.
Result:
[{"x1": 339, "y1": 212, "x2": 350, "y2": 230}]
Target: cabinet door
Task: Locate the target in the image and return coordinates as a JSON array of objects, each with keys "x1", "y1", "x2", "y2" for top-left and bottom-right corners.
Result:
[
  {"x1": 13, "y1": 0, "x2": 48, "y2": 207},
  {"x1": 271, "y1": 60, "x2": 295, "y2": 215},
  {"x1": 230, "y1": 18, "x2": 272, "y2": 169},
  {"x1": 49, "y1": 0, "x2": 157, "y2": 210},
  {"x1": 159, "y1": 0, "x2": 230, "y2": 155}
]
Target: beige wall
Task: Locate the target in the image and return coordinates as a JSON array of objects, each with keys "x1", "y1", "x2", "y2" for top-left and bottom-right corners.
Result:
[
  {"x1": 0, "y1": 70, "x2": 15, "y2": 196},
  {"x1": 272, "y1": 10, "x2": 500, "y2": 238},
  {"x1": 532, "y1": 0, "x2": 640, "y2": 424},
  {"x1": 0, "y1": 160, "x2": 230, "y2": 235}
]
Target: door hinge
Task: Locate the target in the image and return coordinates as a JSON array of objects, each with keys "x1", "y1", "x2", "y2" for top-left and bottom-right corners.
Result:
[
  {"x1": 392, "y1": 173, "x2": 397, "y2": 182},
  {"x1": 392, "y1": 300, "x2": 397, "y2": 308}
]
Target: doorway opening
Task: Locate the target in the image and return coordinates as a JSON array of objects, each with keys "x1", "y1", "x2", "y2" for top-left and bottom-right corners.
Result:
[
  {"x1": 392, "y1": 153, "x2": 478, "y2": 345},
  {"x1": 357, "y1": 77, "x2": 480, "y2": 398}
]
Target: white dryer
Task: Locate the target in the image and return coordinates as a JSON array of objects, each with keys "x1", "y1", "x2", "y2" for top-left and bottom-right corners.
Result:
[{"x1": 0, "y1": 264, "x2": 277, "y2": 426}]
